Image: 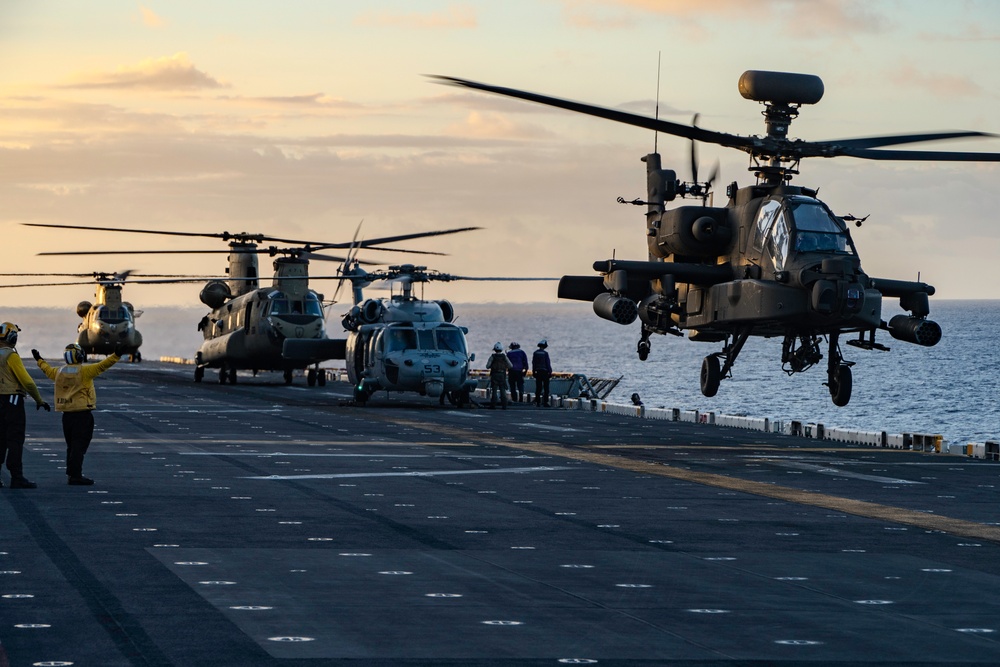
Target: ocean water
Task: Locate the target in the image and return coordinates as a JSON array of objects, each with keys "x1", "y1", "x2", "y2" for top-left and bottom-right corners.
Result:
[{"x1": 5, "y1": 300, "x2": 997, "y2": 445}]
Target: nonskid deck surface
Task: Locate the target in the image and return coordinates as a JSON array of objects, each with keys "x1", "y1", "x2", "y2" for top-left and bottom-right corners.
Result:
[{"x1": 2, "y1": 362, "x2": 999, "y2": 666}]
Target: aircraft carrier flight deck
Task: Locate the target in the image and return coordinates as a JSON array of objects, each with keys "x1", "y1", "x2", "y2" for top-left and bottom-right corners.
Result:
[{"x1": 2, "y1": 361, "x2": 999, "y2": 666}]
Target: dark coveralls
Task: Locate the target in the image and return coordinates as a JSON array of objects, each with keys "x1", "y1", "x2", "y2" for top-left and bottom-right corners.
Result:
[
  {"x1": 506, "y1": 348, "x2": 528, "y2": 403},
  {"x1": 0, "y1": 347, "x2": 48, "y2": 486},
  {"x1": 486, "y1": 352, "x2": 513, "y2": 409},
  {"x1": 532, "y1": 347, "x2": 552, "y2": 407}
]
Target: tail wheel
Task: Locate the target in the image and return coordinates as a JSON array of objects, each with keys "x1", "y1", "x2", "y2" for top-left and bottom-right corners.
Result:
[
  {"x1": 700, "y1": 355, "x2": 721, "y2": 397},
  {"x1": 829, "y1": 364, "x2": 853, "y2": 407}
]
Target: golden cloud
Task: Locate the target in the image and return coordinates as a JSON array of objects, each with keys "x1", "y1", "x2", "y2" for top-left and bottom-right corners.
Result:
[{"x1": 62, "y1": 52, "x2": 225, "y2": 91}]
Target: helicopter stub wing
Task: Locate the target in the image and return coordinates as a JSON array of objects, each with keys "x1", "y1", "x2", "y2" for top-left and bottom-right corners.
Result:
[
  {"x1": 558, "y1": 259, "x2": 732, "y2": 303},
  {"x1": 592, "y1": 259, "x2": 733, "y2": 285},
  {"x1": 281, "y1": 338, "x2": 347, "y2": 362}
]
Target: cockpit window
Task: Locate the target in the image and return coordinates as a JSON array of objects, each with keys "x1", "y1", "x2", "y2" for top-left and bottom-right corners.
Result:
[
  {"x1": 384, "y1": 328, "x2": 416, "y2": 353},
  {"x1": 769, "y1": 212, "x2": 791, "y2": 271},
  {"x1": 97, "y1": 306, "x2": 130, "y2": 324},
  {"x1": 787, "y1": 199, "x2": 851, "y2": 254},
  {"x1": 436, "y1": 327, "x2": 466, "y2": 353},
  {"x1": 753, "y1": 200, "x2": 782, "y2": 250},
  {"x1": 268, "y1": 291, "x2": 324, "y2": 317}
]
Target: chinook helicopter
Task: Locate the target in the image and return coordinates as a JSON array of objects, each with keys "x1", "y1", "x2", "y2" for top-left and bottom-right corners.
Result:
[
  {"x1": 27, "y1": 223, "x2": 478, "y2": 385},
  {"x1": 0, "y1": 271, "x2": 149, "y2": 361},
  {"x1": 434, "y1": 71, "x2": 1000, "y2": 406},
  {"x1": 314, "y1": 262, "x2": 554, "y2": 405}
]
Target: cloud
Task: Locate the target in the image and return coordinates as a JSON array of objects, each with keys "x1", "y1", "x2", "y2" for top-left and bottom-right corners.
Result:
[
  {"x1": 888, "y1": 63, "x2": 983, "y2": 97},
  {"x1": 139, "y1": 6, "x2": 166, "y2": 28},
  {"x1": 562, "y1": 0, "x2": 890, "y2": 36},
  {"x1": 62, "y1": 53, "x2": 226, "y2": 91},
  {"x1": 445, "y1": 111, "x2": 554, "y2": 140},
  {"x1": 919, "y1": 25, "x2": 1000, "y2": 42},
  {"x1": 355, "y1": 5, "x2": 477, "y2": 29}
]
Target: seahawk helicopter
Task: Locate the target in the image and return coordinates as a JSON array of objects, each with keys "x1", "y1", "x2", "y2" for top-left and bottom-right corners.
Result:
[
  {"x1": 318, "y1": 262, "x2": 554, "y2": 405},
  {"x1": 433, "y1": 71, "x2": 1000, "y2": 406},
  {"x1": 0, "y1": 271, "x2": 150, "y2": 361},
  {"x1": 26, "y1": 223, "x2": 478, "y2": 385}
]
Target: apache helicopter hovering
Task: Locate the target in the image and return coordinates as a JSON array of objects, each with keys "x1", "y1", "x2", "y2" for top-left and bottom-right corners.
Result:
[
  {"x1": 0, "y1": 271, "x2": 148, "y2": 361},
  {"x1": 311, "y1": 262, "x2": 554, "y2": 405},
  {"x1": 434, "y1": 71, "x2": 1000, "y2": 406},
  {"x1": 27, "y1": 223, "x2": 477, "y2": 385}
]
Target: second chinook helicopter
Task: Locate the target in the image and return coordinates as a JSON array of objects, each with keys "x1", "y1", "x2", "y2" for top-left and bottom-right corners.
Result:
[
  {"x1": 434, "y1": 71, "x2": 1000, "y2": 406},
  {"x1": 28, "y1": 223, "x2": 478, "y2": 385}
]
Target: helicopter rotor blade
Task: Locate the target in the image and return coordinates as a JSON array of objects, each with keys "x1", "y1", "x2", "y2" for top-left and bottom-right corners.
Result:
[
  {"x1": 829, "y1": 146, "x2": 1000, "y2": 162},
  {"x1": 690, "y1": 113, "x2": 700, "y2": 184},
  {"x1": 309, "y1": 226, "x2": 480, "y2": 251},
  {"x1": 331, "y1": 224, "x2": 364, "y2": 305},
  {"x1": 38, "y1": 249, "x2": 235, "y2": 256},
  {"x1": 818, "y1": 131, "x2": 996, "y2": 151},
  {"x1": 432, "y1": 76, "x2": 1000, "y2": 164},
  {"x1": 300, "y1": 251, "x2": 383, "y2": 265},
  {"x1": 430, "y1": 75, "x2": 756, "y2": 151}
]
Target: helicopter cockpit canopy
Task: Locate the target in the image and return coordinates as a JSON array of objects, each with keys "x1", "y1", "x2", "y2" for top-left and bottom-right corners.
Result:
[
  {"x1": 97, "y1": 306, "x2": 133, "y2": 324},
  {"x1": 267, "y1": 290, "x2": 324, "y2": 318},
  {"x1": 787, "y1": 197, "x2": 853, "y2": 255},
  {"x1": 379, "y1": 323, "x2": 468, "y2": 355},
  {"x1": 753, "y1": 196, "x2": 855, "y2": 272}
]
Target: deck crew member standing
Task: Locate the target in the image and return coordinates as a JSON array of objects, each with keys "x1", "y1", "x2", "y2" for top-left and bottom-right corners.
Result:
[
  {"x1": 0, "y1": 322, "x2": 50, "y2": 489},
  {"x1": 33, "y1": 343, "x2": 120, "y2": 486},
  {"x1": 532, "y1": 339, "x2": 552, "y2": 407},
  {"x1": 486, "y1": 342, "x2": 513, "y2": 409},
  {"x1": 506, "y1": 342, "x2": 528, "y2": 403}
]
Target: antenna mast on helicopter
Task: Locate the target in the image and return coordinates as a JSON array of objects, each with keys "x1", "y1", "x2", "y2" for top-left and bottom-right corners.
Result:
[{"x1": 653, "y1": 52, "x2": 661, "y2": 154}]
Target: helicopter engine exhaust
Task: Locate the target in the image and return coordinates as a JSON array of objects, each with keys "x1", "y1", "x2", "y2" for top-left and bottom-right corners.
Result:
[
  {"x1": 593, "y1": 292, "x2": 638, "y2": 325},
  {"x1": 886, "y1": 315, "x2": 942, "y2": 347}
]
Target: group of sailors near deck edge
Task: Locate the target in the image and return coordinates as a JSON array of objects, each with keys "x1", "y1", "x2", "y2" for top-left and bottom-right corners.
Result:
[
  {"x1": 485, "y1": 339, "x2": 551, "y2": 410},
  {"x1": 0, "y1": 321, "x2": 121, "y2": 490}
]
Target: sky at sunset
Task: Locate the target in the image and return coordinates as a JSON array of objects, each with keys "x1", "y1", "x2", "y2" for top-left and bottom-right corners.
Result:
[{"x1": 1, "y1": 0, "x2": 998, "y2": 309}]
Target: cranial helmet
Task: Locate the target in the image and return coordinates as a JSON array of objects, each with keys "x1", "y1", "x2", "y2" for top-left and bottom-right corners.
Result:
[
  {"x1": 493, "y1": 342, "x2": 503, "y2": 352},
  {"x1": 509, "y1": 342, "x2": 519, "y2": 350},
  {"x1": 0, "y1": 322, "x2": 20, "y2": 347},
  {"x1": 537, "y1": 339, "x2": 548, "y2": 348},
  {"x1": 64, "y1": 343, "x2": 86, "y2": 365}
]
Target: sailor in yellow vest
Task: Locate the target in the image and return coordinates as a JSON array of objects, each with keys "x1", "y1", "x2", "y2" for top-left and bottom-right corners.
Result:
[
  {"x1": 32, "y1": 343, "x2": 120, "y2": 486},
  {"x1": 0, "y1": 322, "x2": 51, "y2": 489}
]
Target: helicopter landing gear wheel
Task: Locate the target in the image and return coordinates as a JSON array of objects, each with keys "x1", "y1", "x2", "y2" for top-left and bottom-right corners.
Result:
[
  {"x1": 194, "y1": 366, "x2": 204, "y2": 383},
  {"x1": 218, "y1": 368, "x2": 227, "y2": 384},
  {"x1": 228, "y1": 367, "x2": 238, "y2": 384},
  {"x1": 353, "y1": 385, "x2": 369, "y2": 404},
  {"x1": 637, "y1": 338, "x2": 650, "y2": 361},
  {"x1": 307, "y1": 369, "x2": 317, "y2": 387},
  {"x1": 700, "y1": 354, "x2": 721, "y2": 398},
  {"x1": 317, "y1": 370, "x2": 326, "y2": 386},
  {"x1": 829, "y1": 364, "x2": 853, "y2": 407},
  {"x1": 283, "y1": 369, "x2": 293, "y2": 385},
  {"x1": 826, "y1": 332, "x2": 853, "y2": 406}
]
